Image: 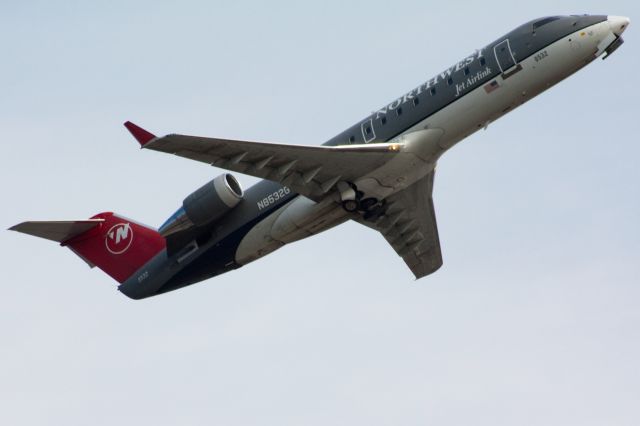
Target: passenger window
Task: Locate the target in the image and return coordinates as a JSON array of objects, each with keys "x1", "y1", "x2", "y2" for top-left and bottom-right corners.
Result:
[
  {"x1": 396, "y1": 107, "x2": 403, "y2": 116},
  {"x1": 349, "y1": 135, "x2": 355, "y2": 143},
  {"x1": 430, "y1": 87, "x2": 436, "y2": 96},
  {"x1": 381, "y1": 116, "x2": 387, "y2": 125},
  {"x1": 447, "y1": 77, "x2": 453, "y2": 86},
  {"x1": 464, "y1": 67, "x2": 470, "y2": 75},
  {"x1": 412, "y1": 97, "x2": 420, "y2": 106},
  {"x1": 480, "y1": 57, "x2": 486, "y2": 66}
]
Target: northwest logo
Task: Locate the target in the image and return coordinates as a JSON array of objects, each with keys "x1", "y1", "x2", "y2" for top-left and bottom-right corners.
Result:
[{"x1": 105, "y1": 223, "x2": 133, "y2": 255}]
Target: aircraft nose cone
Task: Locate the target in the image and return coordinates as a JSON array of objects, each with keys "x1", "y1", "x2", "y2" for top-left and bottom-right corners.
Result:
[{"x1": 608, "y1": 15, "x2": 630, "y2": 36}]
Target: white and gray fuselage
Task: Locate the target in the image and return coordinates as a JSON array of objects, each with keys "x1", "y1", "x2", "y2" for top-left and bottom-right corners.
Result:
[
  {"x1": 121, "y1": 15, "x2": 628, "y2": 296},
  {"x1": 234, "y1": 16, "x2": 626, "y2": 265}
]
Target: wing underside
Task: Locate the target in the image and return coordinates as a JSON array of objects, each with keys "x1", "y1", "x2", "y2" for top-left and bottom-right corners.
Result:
[
  {"x1": 125, "y1": 122, "x2": 402, "y2": 202},
  {"x1": 356, "y1": 170, "x2": 442, "y2": 279}
]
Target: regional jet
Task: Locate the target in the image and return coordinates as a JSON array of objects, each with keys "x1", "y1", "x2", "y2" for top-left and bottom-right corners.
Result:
[{"x1": 11, "y1": 15, "x2": 630, "y2": 299}]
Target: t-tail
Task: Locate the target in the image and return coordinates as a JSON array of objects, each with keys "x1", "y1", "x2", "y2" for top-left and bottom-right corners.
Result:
[{"x1": 10, "y1": 212, "x2": 166, "y2": 299}]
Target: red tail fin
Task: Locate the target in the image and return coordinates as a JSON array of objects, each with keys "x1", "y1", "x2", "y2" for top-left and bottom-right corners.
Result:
[{"x1": 63, "y1": 212, "x2": 166, "y2": 283}]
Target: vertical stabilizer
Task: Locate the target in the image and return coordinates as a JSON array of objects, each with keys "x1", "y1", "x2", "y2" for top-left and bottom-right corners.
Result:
[{"x1": 11, "y1": 212, "x2": 166, "y2": 284}]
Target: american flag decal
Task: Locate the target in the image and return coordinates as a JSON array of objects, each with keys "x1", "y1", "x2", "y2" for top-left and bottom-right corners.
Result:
[{"x1": 484, "y1": 80, "x2": 500, "y2": 93}]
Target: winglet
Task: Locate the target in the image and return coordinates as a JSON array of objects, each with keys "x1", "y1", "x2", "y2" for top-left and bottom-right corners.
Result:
[{"x1": 124, "y1": 121, "x2": 156, "y2": 146}]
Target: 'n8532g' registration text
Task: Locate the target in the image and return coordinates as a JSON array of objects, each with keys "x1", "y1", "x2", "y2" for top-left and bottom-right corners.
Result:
[{"x1": 257, "y1": 187, "x2": 291, "y2": 211}]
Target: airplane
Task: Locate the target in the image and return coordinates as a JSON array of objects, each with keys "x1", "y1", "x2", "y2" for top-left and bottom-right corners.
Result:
[{"x1": 10, "y1": 14, "x2": 630, "y2": 299}]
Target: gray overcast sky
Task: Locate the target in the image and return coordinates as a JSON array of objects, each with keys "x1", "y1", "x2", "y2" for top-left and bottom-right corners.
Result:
[{"x1": 1, "y1": 1, "x2": 639, "y2": 425}]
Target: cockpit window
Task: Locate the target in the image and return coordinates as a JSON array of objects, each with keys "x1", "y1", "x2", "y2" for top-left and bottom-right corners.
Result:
[{"x1": 533, "y1": 16, "x2": 562, "y2": 30}]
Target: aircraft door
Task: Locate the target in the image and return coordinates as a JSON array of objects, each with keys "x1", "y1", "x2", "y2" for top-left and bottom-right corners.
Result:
[
  {"x1": 361, "y1": 118, "x2": 376, "y2": 143},
  {"x1": 494, "y1": 39, "x2": 517, "y2": 74}
]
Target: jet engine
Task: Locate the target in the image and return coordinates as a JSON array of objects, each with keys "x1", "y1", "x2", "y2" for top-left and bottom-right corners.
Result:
[{"x1": 159, "y1": 173, "x2": 244, "y2": 237}]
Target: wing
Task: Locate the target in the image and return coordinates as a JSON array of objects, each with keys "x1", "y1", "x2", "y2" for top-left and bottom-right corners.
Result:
[
  {"x1": 355, "y1": 170, "x2": 443, "y2": 279},
  {"x1": 124, "y1": 121, "x2": 402, "y2": 202}
]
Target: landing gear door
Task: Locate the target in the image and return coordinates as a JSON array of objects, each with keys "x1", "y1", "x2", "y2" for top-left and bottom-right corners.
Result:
[{"x1": 494, "y1": 39, "x2": 521, "y2": 78}]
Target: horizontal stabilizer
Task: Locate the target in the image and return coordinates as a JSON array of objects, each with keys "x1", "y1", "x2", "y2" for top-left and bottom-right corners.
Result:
[{"x1": 9, "y1": 220, "x2": 105, "y2": 243}]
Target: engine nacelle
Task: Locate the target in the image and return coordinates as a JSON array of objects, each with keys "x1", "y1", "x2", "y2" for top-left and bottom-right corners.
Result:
[
  {"x1": 184, "y1": 173, "x2": 243, "y2": 226},
  {"x1": 159, "y1": 173, "x2": 243, "y2": 237}
]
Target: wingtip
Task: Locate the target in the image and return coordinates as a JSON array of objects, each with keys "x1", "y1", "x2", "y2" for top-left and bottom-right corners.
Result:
[{"x1": 124, "y1": 121, "x2": 157, "y2": 146}]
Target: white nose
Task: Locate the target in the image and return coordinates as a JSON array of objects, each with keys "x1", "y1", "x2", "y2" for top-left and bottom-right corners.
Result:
[{"x1": 608, "y1": 16, "x2": 630, "y2": 36}]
